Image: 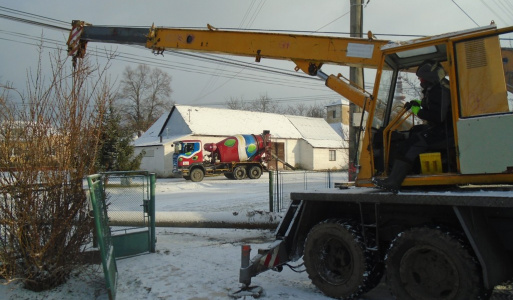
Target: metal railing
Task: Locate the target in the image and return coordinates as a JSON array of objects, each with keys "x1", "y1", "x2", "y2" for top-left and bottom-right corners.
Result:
[{"x1": 270, "y1": 170, "x2": 348, "y2": 212}]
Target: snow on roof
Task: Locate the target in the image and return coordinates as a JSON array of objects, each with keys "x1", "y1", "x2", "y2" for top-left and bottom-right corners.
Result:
[
  {"x1": 325, "y1": 98, "x2": 349, "y2": 106},
  {"x1": 134, "y1": 105, "x2": 345, "y2": 148},
  {"x1": 287, "y1": 115, "x2": 345, "y2": 148},
  {"x1": 175, "y1": 105, "x2": 302, "y2": 139},
  {"x1": 330, "y1": 123, "x2": 349, "y2": 142},
  {"x1": 133, "y1": 112, "x2": 170, "y2": 147}
]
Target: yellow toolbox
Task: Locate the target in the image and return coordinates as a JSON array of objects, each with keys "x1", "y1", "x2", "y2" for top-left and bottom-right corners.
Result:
[{"x1": 419, "y1": 152, "x2": 443, "y2": 174}]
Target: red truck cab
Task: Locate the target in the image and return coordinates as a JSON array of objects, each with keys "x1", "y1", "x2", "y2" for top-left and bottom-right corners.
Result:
[{"x1": 172, "y1": 140, "x2": 203, "y2": 172}]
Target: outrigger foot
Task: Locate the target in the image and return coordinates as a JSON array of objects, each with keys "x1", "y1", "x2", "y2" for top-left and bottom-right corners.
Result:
[{"x1": 229, "y1": 285, "x2": 264, "y2": 299}]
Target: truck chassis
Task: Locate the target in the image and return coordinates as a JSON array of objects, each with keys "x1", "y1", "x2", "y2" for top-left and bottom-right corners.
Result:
[
  {"x1": 238, "y1": 186, "x2": 513, "y2": 299},
  {"x1": 183, "y1": 161, "x2": 265, "y2": 182}
]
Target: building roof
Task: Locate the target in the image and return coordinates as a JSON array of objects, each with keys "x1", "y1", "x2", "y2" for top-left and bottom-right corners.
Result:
[
  {"x1": 325, "y1": 98, "x2": 350, "y2": 107},
  {"x1": 287, "y1": 115, "x2": 346, "y2": 148},
  {"x1": 134, "y1": 105, "x2": 344, "y2": 148}
]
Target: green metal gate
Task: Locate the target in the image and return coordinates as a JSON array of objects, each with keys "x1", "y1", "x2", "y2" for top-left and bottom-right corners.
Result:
[
  {"x1": 101, "y1": 171, "x2": 156, "y2": 257},
  {"x1": 87, "y1": 173, "x2": 118, "y2": 300},
  {"x1": 87, "y1": 171, "x2": 156, "y2": 300}
]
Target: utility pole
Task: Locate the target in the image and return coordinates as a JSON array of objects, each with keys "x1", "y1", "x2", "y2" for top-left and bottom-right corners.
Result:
[{"x1": 348, "y1": 0, "x2": 364, "y2": 181}]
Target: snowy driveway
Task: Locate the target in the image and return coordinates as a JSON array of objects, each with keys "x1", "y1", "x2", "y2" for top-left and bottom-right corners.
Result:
[{"x1": 0, "y1": 172, "x2": 392, "y2": 299}]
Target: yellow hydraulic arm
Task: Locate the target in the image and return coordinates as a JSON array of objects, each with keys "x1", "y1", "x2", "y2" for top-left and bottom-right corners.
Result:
[{"x1": 67, "y1": 21, "x2": 389, "y2": 110}]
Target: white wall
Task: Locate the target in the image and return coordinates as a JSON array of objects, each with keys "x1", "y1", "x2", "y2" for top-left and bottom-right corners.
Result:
[
  {"x1": 293, "y1": 140, "x2": 348, "y2": 170},
  {"x1": 136, "y1": 146, "x2": 169, "y2": 177},
  {"x1": 312, "y1": 147, "x2": 348, "y2": 170}
]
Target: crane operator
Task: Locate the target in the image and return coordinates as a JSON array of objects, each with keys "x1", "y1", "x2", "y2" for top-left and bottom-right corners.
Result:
[{"x1": 373, "y1": 60, "x2": 453, "y2": 193}]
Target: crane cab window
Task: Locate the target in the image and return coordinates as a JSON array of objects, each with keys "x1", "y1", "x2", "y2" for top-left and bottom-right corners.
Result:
[
  {"x1": 455, "y1": 34, "x2": 513, "y2": 117},
  {"x1": 373, "y1": 67, "x2": 395, "y2": 129},
  {"x1": 396, "y1": 46, "x2": 438, "y2": 58}
]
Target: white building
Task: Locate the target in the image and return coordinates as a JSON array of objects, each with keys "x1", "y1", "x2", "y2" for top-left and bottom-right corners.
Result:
[
  {"x1": 133, "y1": 105, "x2": 348, "y2": 177},
  {"x1": 325, "y1": 98, "x2": 350, "y2": 141}
]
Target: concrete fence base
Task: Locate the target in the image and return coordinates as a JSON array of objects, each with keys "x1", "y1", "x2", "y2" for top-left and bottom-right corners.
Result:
[{"x1": 108, "y1": 211, "x2": 281, "y2": 229}]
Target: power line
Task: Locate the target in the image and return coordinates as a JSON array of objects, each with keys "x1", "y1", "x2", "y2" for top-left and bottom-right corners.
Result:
[
  {"x1": 196, "y1": 0, "x2": 267, "y2": 102},
  {"x1": 0, "y1": 5, "x2": 436, "y2": 107},
  {"x1": 316, "y1": 11, "x2": 351, "y2": 32},
  {"x1": 483, "y1": 0, "x2": 511, "y2": 26},
  {"x1": 451, "y1": 0, "x2": 479, "y2": 26},
  {"x1": 0, "y1": 5, "x2": 68, "y2": 26},
  {"x1": 0, "y1": 30, "x2": 337, "y2": 105},
  {"x1": 0, "y1": 25, "x2": 321, "y2": 85}
]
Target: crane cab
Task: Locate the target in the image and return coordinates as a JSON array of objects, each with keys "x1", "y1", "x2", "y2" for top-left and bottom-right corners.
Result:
[{"x1": 357, "y1": 25, "x2": 513, "y2": 188}]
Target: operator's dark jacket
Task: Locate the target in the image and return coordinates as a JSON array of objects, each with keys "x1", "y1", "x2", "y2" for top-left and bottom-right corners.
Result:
[{"x1": 399, "y1": 79, "x2": 453, "y2": 164}]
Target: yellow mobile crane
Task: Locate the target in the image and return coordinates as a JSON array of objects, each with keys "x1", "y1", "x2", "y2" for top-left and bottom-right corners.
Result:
[{"x1": 68, "y1": 21, "x2": 513, "y2": 299}]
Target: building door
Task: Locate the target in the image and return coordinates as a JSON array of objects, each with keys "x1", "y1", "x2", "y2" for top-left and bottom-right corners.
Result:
[{"x1": 269, "y1": 142, "x2": 286, "y2": 170}]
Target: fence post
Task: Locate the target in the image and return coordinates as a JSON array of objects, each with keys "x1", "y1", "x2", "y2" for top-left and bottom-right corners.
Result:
[
  {"x1": 150, "y1": 173, "x2": 156, "y2": 253},
  {"x1": 268, "y1": 171, "x2": 274, "y2": 212}
]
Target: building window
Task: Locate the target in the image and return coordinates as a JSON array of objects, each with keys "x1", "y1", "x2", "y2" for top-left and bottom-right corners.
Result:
[
  {"x1": 332, "y1": 110, "x2": 336, "y2": 118},
  {"x1": 329, "y1": 150, "x2": 336, "y2": 161},
  {"x1": 144, "y1": 149, "x2": 155, "y2": 157}
]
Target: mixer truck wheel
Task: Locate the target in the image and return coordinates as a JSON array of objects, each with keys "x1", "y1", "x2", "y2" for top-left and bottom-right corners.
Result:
[
  {"x1": 189, "y1": 168, "x2": 204, "y2": 182},
  {"x1": 248, "y1": 165, "x2": 262, "y2": 179},
  {"x1": 233, "y1": 166, "x2": 246, "y2": 180},
  {"x1": 303, "y1": 219, "x2": 372, "y2": 299},
  {"x1": 385, "y1": 227, "x2": 488, "y2": 300}
]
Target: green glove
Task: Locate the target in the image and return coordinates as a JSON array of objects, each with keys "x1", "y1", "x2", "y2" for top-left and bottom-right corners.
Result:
[
  {"x1": 409, "y1": 99, "x2": 421, "y2": 115},
  {"x1": 411, "y1": 105, "x2": 421, "y2": 115}
]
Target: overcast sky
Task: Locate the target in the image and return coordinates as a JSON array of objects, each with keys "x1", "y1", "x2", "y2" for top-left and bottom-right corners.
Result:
[{"x1": 1, "y1": 0, "x2": 512, "y2": 109}]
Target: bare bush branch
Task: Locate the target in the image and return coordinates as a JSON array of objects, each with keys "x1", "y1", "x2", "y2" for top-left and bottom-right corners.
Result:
[{"x1": 0, "y1": 46, "x2": 111, "y2": 291}]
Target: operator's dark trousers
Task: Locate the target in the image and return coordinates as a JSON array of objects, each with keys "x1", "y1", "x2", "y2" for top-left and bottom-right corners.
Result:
[{"x1": 395, "y1": 123, "x2": 453, "y2": 165}]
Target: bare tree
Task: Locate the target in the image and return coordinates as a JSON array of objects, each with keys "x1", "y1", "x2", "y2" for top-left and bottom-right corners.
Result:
[
  {"x1": 306, "y1": 102, "x2": 327, "y2": 118},
  {"x1": 249, "y1": 93, "x2": 281, "y2": 113},
  {"x1": 284, "y1": 102, "x2": 307, "y2": 116},
  {"x1": 118, "y1": 65, "x2": 174, "y2": 136},
  {"x1": 225, "y1": 94, "x2": 331, "y2": 118},
  {"x1": 400, "y1": 72, "x2": 423, "y2": 99},
  {"x1": 225, "y1": 96, "x2": 248, "y2": 110},
  {"x1": 0, "y1": 47, "x2": 111, "y2": 291}
]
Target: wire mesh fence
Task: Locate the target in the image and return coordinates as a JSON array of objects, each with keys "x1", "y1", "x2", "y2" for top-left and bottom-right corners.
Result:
[
  {"x1": 102, "y1": 172, "x2": 152, "y2": 234},
  {"x1": 0, "y1": 189, "x2": 14, "y2": 251},
  {"x1": 271, "y1": 170, "x2": 348, "y2": 212}
]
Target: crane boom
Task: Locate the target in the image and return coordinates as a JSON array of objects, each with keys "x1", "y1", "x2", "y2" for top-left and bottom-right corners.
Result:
[
  {"x1": 68, "y1": 20, "x2": 388, "y2": 69},
  {"x1": 145, "y1": 25, "x2": 388, "y2": 69},
  {"x1": 67, "y1": 20, "x2": 390, "y2": 110}
]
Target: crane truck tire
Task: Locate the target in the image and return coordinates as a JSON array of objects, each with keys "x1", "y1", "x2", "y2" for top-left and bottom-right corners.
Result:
[
  {"x1": 247, "y1": 165, "x2": 262, "y2": 179},
  {"x1": 233, "y1": 166, "x2": 247, "y2": 180},
  {"x1": 224, "y1": 172, "x2": 234, "y2": 179},
  {"x1": 190, "y1": 168, "x2": 204, "y2": 182},
  {"x1": 385, "y1": 227, "x2": 489, "y2": 300},
  {"x1": 303, "y1": 219, "x2": 374, "y2": 299}
]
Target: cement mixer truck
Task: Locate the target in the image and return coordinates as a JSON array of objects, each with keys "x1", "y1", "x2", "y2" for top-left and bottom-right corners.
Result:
[{"x1": 172, "y1": 130, "x2": 271, "y2": 182}]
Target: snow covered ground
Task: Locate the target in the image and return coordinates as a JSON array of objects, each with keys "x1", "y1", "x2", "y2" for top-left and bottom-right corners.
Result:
[
  {"x1": 0, "y1": 174, "x2": 388, "y2": 300},
  {"x1": 0, "y1": 226, "x2": 390, "y2": 300},
  {"x1": 3, "y1": 172, "x2": 510, "y2": 299},
  {"x1": 2, "y1": 172, "x2": 388, "y2": 300}
]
